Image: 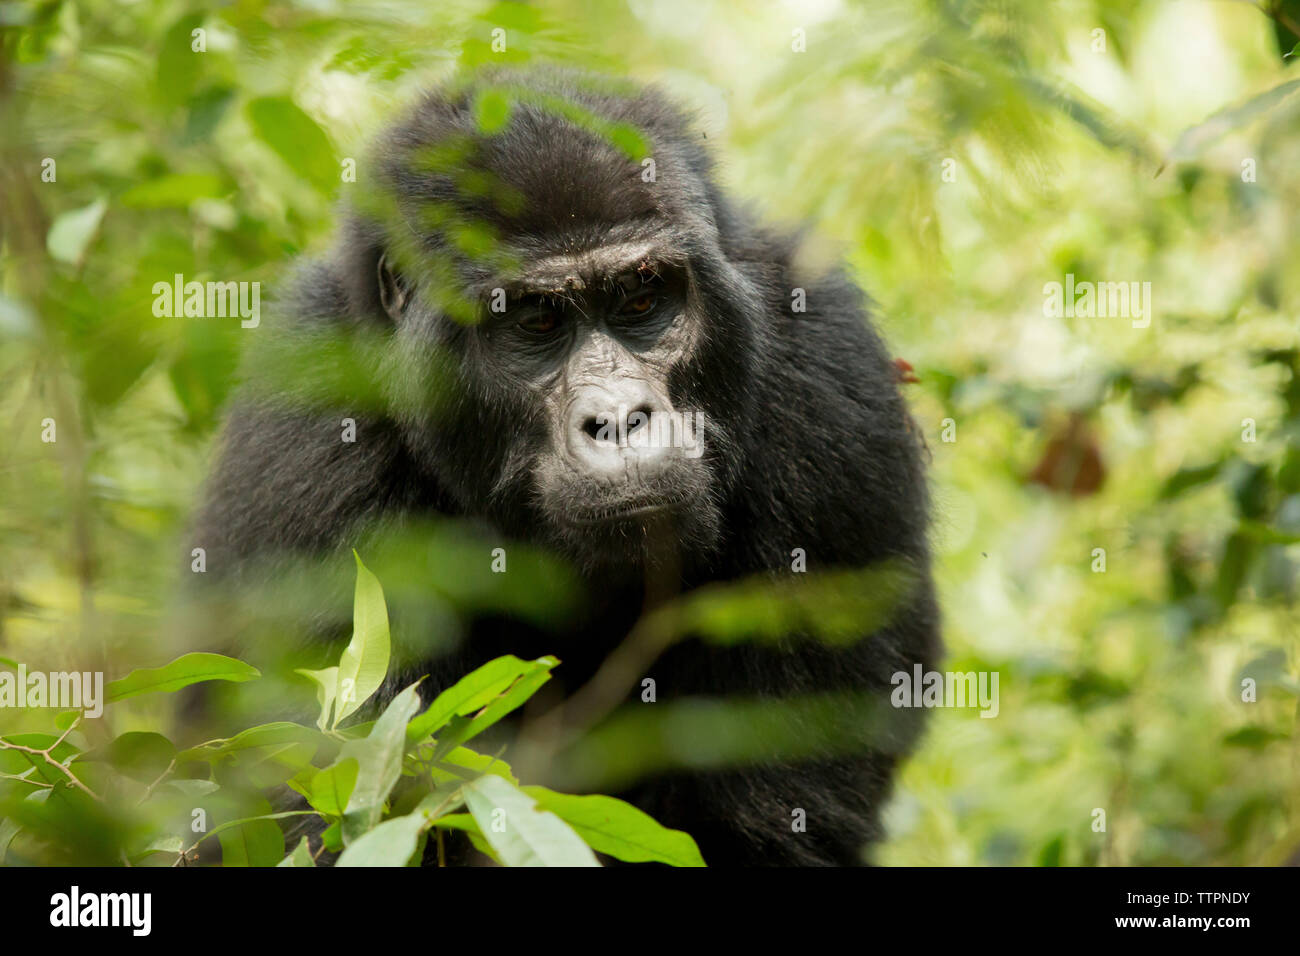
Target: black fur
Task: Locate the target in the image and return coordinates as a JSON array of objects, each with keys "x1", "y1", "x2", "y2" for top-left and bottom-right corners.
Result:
[{"x1": 192, "y1": 67, "x2": 941, "y2": 866}]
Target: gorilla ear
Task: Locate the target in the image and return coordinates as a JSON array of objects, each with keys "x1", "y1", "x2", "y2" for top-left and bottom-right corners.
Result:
[{"x1": 377, "y1": 252, "x2": 410, "y2": 320}]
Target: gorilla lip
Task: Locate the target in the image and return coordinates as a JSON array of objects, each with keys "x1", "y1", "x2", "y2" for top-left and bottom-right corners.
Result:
[{"x1": 563, "y1": 500, "x2": 681, "y2": 526}]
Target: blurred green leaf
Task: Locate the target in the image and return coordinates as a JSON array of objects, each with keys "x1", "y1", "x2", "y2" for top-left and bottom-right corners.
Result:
[
  {"x1": 1169, "y1": 79, "x2": 1300, "y2": 162},
  {"x1": 46, "y1": 199, "x2": 107, "y2": 266},
  {"x1": 120, "y1": 173, "x2": 226, "y2": 209},
  {"x1": 246, "y1": 96, "x2": 339, "y2": 194},
  {"x1": 96, "y1": 732, "x2": 176, "y2": 784},
  {"x1": 156, "y1": 14, "x2": 206, "y2": 108},
  {"x1": 106, "y1": 653, "x2": 260, "y2": 702},
  {"x1": 663, "y1": 561, "x2": 918, "y2": 646},
  {"x1": 218, "y1": 817, "x2": 287, "y2": 867}
]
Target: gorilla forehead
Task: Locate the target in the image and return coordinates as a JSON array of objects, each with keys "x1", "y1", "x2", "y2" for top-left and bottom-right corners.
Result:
[
  {"x1": 376, "y1": 68, "x2": 716, "y2": 252},
  {"x1": 475, "y1": 240, "x2": 682, "y2": 302}
]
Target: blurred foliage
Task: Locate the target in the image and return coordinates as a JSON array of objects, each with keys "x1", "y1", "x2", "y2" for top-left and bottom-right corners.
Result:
[
  {"x1": 0, "y1": 556, "x2": 706, "y2": 866},
  {"x1": 1, "y1": 0, "x2": 1299, "y2": 865}
]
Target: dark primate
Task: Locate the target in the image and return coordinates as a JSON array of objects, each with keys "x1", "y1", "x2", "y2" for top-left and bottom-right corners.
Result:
[{"x1": 193, "y1": 68, "x2": 941, "y2": 866}]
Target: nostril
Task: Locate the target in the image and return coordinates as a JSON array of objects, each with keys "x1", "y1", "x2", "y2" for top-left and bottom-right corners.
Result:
[
  {"x1": 581, "y1": 415, "x2": 610, "y2": 443},
  {"x1": 626, "y1": 405, "x2": 654, "y2": 434},
  {"x1": 578, "y1": 406, "x2": 657, "y2": 444},
  {"x1": 572, "y1": 397, "x2": 666, "y2": 453}
]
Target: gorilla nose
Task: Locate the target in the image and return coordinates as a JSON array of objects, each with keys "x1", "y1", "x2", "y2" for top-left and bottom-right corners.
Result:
[{"x1": 568, "y1": 382, "x2": 674, "y2": 477}]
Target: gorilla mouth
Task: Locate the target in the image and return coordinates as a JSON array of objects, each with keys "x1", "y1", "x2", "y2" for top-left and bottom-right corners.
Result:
[
  {"x1": 533, "y1": 453, "x2": 723, "y2": 568},
  {"x1": 563, "y1": 500, "x2": 681, "y2": 527}
]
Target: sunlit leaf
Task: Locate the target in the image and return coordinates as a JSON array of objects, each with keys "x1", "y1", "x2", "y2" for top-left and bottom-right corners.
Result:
[
  {"x1": 336, "y1": 795, "x2": 440, "y2": 867},
  {"x1": 523, "y1": 786, "x2": 706, "y2": 866},
  {"x1": 307, "y1": 758, "x2": 359, "y2": 817},
  {"x1": 333, "y1": 551, "x2": 392, "y2": 727},
  {"x1": 462, "y1": 774, "x2": 599, "y2": 867},
  {"x1": 46, "y1": 199, "x2": 107, "y2": 266},
  {"x1": 407, "y1": 654, "x2": 556, "y2": 742},
  {"x1": 339, "y1": 683, "x2": 422, "y2": 843},
  {"x1": 296, "y1": 666, "x2": 340, "y2": 732},
  {"x1": 277, "y1": 837, "x2": 316, "y2": 867}
]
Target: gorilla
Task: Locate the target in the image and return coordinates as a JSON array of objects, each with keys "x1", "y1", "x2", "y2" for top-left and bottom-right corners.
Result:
[{"x1": 193, "y1": 67, "x2": 941, "y2": 866}]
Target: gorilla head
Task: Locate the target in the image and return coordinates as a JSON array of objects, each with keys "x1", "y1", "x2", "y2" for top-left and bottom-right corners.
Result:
[{"x1": 331, "y1": 70, "x2": 759, "y2": 573}]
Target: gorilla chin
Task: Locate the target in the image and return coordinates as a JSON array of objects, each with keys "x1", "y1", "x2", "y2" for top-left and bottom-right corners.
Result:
[{"x1": 533, "y1": 445, "x2": 723, "y2": 572}]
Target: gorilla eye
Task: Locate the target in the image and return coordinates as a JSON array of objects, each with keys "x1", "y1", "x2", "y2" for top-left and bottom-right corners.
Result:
[
  {"x1": 621, "y1": 292, "x2": 658, "y2": 316},
  {"x1": 517, "y1": 309, "x2": 560, "y2": 335}
]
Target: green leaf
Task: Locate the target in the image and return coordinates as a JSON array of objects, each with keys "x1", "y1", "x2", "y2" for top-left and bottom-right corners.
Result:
[
  {"x1": 179, "y1": 722, "x2": 323, "y2": 761},
  {"x1": 431, "y1": 659, "x2": 556, "y2": 755},
  {"x1": 97, "y1": 732, "x2": 176, "y2": 784},
  {"x1": 474, "y1": 88, "x2": 514, "y2": 133},
  {"x1": 246, "y1": 96, "x2": 339, "y2": 194},
  {"x1": 407, "y1": 654, "x2": 554, "y2": 742},
  {"x1": 430, "y1": 812, "x2": 501, "y2": 863},
  {"x1": 106, "y1": 653, "x2": 260, "y2": 702},
  {"x1": 462, "y1": 774, "x2": 599, "y2": 867},
  {"x1": 1223, "y1": 726, "x2": 1287, "y2": 748},
  {"x1": 1017, "y1": 75, "x2": 1157, "y2": 165},
  {"x1": 178, "y1": 723, "x2": 323, "y2": 787},
  {"x1": 1159, "y1": 461, "x2": 1223, "y2": 500},
  {"x1": 218, "y1": 821, "x2": 286, "y2": 867},
  {"x1": 159, "y1": 779, "x2": 220, "y2": 800},
  {"x1": 141, "y1": 835, "x2": 185, "y2": 858},
  {"x1": 295, "y1": 666, "x2": 339, "y2": 732},
  {"x1": 200, "y1": 811, "x2": 316, "y2": 849},
  {"x1": 321, "y1": 821, "x2": 343, "y2": 853},
  {"x1": 1169, "y1": 79, "x2": 1300, "y2": 162},
  {"x1": 277, "y1": 837, "x2": 316, "y2": 867},
  {"x1": 46, "y1": 199, "x2": 107, "y2": 267},
  {"x1": 669, "y1": 562, "x2": 918, "y2": 647},
  {"x1": 0, "y1": 817, "x2": 21, "y2": 864},
  {"x1": 336, "y1": 796, "x2": 440, "y2": 867},
  {"x1": 307, "y1": 758, "x2": 359, "y2": 817},
  {"x1": 333, "y1": 552, "x2": 392, "y2": 727},
  {"x1": 183, "y1": 86, "x2": 236, "y2": 144},
  {"x1": 339, "y1": 683, "x2": 422, "y2": 843},
  {"x1": 120, "y1": 173, "x2": 226, "y2": 209},
  {"x1": 430, "y1": 747, "x2": 517, "y2": 787},
  {"x1": 157, "y1": 14, "x2": 205, "y2": 107},
  {"x1": 523, "y1": 787, "x2": 706, "y2": 867},
  {"x1": 1237, "y1": 520, "x2": 1300, "y2": 545}
]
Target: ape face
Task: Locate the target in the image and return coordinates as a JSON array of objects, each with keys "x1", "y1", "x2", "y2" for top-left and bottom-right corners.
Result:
[
  {"x1": 360, "y1": 77, "x2": 755, "y2": 572},
  {"x1": 467, "y1": 244, "x2": 723, "y2": 569}
]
